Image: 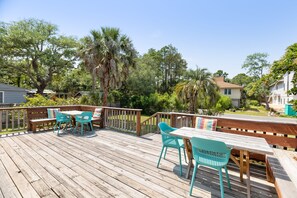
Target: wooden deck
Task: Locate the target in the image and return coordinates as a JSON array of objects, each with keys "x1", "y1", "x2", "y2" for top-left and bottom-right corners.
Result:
[{"x1": 0, "y1": 129, "x2": 277, "y2": 198}]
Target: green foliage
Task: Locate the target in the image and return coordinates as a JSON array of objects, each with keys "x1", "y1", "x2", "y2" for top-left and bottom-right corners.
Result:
[
  {"x1": 231, "y1": 73, "x2": 253, "y2": 86},
  {"x1": 213, "y1": 70, "x2": 230, "y2": 82},
  {"x1": 242, "y1": 53, "x2": 270, "y2": 79},
  {"x1": 271, "y1": 43, "x2": 297, "y2": 94},
  {"x1": 79, "y1": 27, "x2": 137, "y2": 106},
  {"x1": 0, "y1": 19, "x2": 78, "y2": 93},
  {"x1": 50, "y1": 67, "x2": 92, "y2": 94},
  {"x1": 215, "y1": 95, "x2": 232, "y2": 111},
  {"x1": 21, "y1": 94, "x2": 80, "y2": 107},
  {"x1": 247, "y1": 99, "x2": 260, "y2": 106},
  {"x1": 175, "y1": 67, "x2": 220, "y2": 113}
]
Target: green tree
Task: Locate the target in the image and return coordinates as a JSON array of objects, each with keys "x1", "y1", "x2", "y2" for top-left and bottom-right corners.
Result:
[
  {"x1": 79, "y1": 27, "x2": 137, "y2": 106},
  {"x1": 271, "y1": 43, "x2": 297, "y2": 94},
  {"x1": 152, "y1": 45, "x2": 187, "y2": 93},
  {"x1": 242, "y1": 53, "x2": 270, "y2": 79},
  {"x1": 50, "y1": 66, "x2": 92, "y2": 95},
  {"x1": 175, "y1": 67, "x2": 219, "y2": 113},
  {"x1": 213, "y1": 70, "x2": 230, "y2": 81},
  {"x1": 245, "y1": 74, "x2": 273, "y2": 110},
  {"x1": 0, "y1": 19, "x2": 78, "y2": 94},
  {"x1": 231, "y1": 73, "x2": 253, "y2": 86},
  {"x1": 242, "y1": 53, "x2": 271, "y2": 109}
]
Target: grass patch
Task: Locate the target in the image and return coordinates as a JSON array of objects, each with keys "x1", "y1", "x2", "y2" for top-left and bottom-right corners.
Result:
[{"x1": 225, "y1": 105, "x2": 270, "y2": 116}]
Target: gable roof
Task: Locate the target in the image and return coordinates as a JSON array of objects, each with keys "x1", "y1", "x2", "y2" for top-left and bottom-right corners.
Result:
[
  {"x1": 213, "y1": 77, "x2": 243, "y2": 89},
  {"x1": 0, "y1": 83, "x2": 29, "y2": 92}
]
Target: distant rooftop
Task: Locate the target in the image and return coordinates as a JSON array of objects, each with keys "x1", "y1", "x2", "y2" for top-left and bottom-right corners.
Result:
[{"x1": 214, "y1": 77, "x2": 243, "y2": 89}]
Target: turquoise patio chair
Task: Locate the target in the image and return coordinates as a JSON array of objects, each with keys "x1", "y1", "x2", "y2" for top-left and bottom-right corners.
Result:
[
  {"x1": 74, "y1": 111, "x2": 94, "y2": 135},
  {"x1": 189, "y1": 137, "x2": 231, "y2": 197},
  {"x1": 54, "y1": 112, "x2": 72, "y2": 136},
  {"x1": 157, "y1": 122, "x2": 187, "y2": 176}
]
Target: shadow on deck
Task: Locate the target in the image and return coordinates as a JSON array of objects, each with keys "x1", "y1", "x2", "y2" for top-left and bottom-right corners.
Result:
[{"x1": 0, "y1": 129, "x2": 277, "y2": 198}]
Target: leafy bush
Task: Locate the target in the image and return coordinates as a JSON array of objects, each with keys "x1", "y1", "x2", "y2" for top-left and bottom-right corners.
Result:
[
  {"x1": 247, "y1": 99, "x2": 260, "y2": 106},
  {"x1": 21, "y1": 94, "x2": 81, "y2": 107},
  {"x1": 215, "y1": 95, "x2": 232, "y2": 111}
]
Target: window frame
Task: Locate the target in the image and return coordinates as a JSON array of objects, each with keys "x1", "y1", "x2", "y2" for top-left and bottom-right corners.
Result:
[{"x1": 0, "y1": 91, "x2": 4, "y2": 104}]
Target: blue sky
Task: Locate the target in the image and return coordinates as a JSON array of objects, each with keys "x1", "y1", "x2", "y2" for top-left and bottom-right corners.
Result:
[{"x1": 1, "y1": 0, "x2": 297, "y2": 77}]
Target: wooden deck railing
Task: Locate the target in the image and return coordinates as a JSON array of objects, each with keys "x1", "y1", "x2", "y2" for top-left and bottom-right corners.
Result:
[
  {"x1": 141, "y1": 112, "x2": 171, "y2": 134},
  {"x1": 0, "y1": 107, "x2": 28, "y2": 133},
  {"x1": 103, "y1": 107, "x2": 142, "y2": 136},
  {"x1": 140, "y1": 112, "x2": 297, "y2": 152}
]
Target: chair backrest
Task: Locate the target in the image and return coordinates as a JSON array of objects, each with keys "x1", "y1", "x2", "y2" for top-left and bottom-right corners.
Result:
[
  {"x1": 158, "y1": 122, "x2": 177, "y2": 144},
  {"x1": 76, "y1": 111, "x2": 92, "y2": 122},
  {"x1": 195, "y1": 117, "x2": 217, "y2": 131},
  {"x1": 190, "y1": 137, "x2": 231, "y2": 163},
  {"x1": 56, "y1": 112, "x2": 70, "y2": 122},
  {"x1": 158, "y1": 122, "x2": 175, "y2": 134}
]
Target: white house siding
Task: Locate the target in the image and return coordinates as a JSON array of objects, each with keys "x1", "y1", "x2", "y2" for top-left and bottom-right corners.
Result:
[
  {"x1": 269, "y1": 72, "x2": 297, "y2": 105},
  {"x1": 219, "y1": 88, "x2": 241, "y2": 107}
]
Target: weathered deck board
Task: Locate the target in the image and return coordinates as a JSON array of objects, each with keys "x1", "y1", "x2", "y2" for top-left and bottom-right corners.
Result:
[{"x1": 0, "y1": 129, "x2": 277, "y2": 198}]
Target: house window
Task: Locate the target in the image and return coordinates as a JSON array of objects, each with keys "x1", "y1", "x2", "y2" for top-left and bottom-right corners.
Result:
[
  {"x1": 224, "y1": 89, "x2": 231, "y2": 95},
  {"x1": 0, "y1": 92, "x2": 4, "y2": 103}
]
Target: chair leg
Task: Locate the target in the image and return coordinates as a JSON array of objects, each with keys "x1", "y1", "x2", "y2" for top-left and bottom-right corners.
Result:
[
  {"x1": 189, "y1": 162, "x2": 198, "y2": 196},
  {"x1": 81, "y1": 123, "x2": 84, "y2": 136},
  {"x1": 57, "y1": 122, "x2": 61, "y2": 135},
  {"x1": 183, "y1": 148, "x2": 187, "y2": 163},
  {"x1": 157, "y1": 146, "x2": 165, "y2": 168},
  {"x1": 178, "y1": 148, "x2": 182, "y2": 176},
  {"x1": 90, "y1": 122, "x2": 94, "y2": 133},
  {"x1": 53, "y1": 123, "x2": 57, "y2": 133},
  {"x1": 219, "y1": 169, "x2": 225, "y2": 198},
  {"x1": 74, "y1": 122, "x2": 78, "y2": 133},
  {"x1": 163, "y1": 147, "x2": 168, "y2": 159},
  {"x1": 224, "y1": 166, "x2": 231, "y2": 189}
]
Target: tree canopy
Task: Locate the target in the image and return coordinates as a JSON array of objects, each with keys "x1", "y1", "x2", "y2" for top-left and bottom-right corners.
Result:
[
  {"x1": 0, "y1": 19, "x2": 78, "y2": 94},
  {"x1": 79, "y1": 27, "x2": 137, "y2": 106},
  {"x1": 271, "y1": 43, "x2": 297, "y2": 94}
]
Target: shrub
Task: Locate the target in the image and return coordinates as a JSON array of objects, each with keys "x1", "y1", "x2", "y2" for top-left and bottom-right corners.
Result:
[
  {"x1": 21, "y1": 94, "x2": 81, "y2": 107},
  {"x1": 215, "y1": 95, "x2": 232, "y2": 111},
  {"x1": 247, "y1": 99, "x2": 260, "y2": 106}
]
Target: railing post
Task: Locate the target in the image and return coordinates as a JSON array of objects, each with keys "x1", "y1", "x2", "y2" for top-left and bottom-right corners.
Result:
[
  {"x1": 136, "y1": 111, "x2": 141, "y2": 136},
  {"x1": 170, "y1": 112, "x2": 176, "y2": 128}
]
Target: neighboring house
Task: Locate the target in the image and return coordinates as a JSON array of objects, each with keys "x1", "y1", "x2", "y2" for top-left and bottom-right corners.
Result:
[
  {"x1": 269, "y1": 72, "x2": 297, "y2": 105},
  {"x1": 0, "y1": 83, "x2": 29, "y2": 104},
  {"x1": 214, "y1": 77, "x2": 243, "y2": 107}
]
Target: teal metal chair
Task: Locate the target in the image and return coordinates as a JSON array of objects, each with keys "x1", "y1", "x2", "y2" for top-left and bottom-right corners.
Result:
[
  {"x1": 54, "y1": 112, "x2": 72, "y2": 136},
  {"x1": 189, "y1": 137, "x2": 231, "y2": 197},
  {"x1": 157, "y1": 122, "x2": 187, "y2": 176},
  {"x1": 74, "y1": 111, "x2": 94, "y2": 135}
]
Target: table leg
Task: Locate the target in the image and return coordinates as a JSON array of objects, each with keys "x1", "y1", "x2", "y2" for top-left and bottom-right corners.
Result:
[
  {"x1": 183, "y1": 138, "x2": 193, "y2": 179},
  {"x1": 240, "y1": 150, "x2": 244, "y2": 182},
  {"x1": 245, "y1": 151, "x2": 251, "y2": 198}
]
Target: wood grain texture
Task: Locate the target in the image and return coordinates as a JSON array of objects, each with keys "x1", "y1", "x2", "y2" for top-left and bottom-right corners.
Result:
[{"x1": 0, "y1": 129, "x2": 277, "y2": 198}]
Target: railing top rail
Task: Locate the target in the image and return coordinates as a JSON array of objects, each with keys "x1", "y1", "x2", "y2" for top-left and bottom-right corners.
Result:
[
  {"x1": 0, "y1": 107, "x2": 29, "y2": 110},
  {"x1": 169, "y1": 112, "x2": 297, "y2": 125},
  {"x1": 102, "y1": 106, "x2": 142, "y2": 111}
]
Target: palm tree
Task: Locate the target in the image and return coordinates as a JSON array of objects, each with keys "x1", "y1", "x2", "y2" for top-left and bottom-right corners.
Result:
[
  {"x1": 79, "y1": 27, "x2": 137, "y2": 106},
  {"x1": 175, "y1": 67, "x2": 219, "y2": 113}
]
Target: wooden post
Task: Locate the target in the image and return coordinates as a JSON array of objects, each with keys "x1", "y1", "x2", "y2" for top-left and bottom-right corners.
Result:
[
  {"x1": 136, "y1": 111, "x2": 141, "y2": 136},
  {"x1": 170, "y1": 113, "x2": 176, "y2": 127}
]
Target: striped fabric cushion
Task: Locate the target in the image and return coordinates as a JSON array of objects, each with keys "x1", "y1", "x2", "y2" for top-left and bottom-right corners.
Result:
[
  {"x1": 47, "y1": 108, "x2": 60, "y2": 118},
  {"x1": 93, "y1": 108, "x2": 102, "y2": 118},
  {"x1": 195, "y1": 117, "x2": 217, "y2": 131}
]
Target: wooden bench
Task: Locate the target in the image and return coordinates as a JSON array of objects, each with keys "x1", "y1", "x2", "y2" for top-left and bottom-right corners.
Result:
[
  {"x1": 266, "y1": 149, "x2": 297, "y2": 198},
  {"x1": 29, "y1": 118, "x2": 56, "y2": 132}
]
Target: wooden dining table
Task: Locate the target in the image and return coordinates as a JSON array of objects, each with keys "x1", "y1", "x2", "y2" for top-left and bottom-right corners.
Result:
[
  {"x1": 60, "y1": 110, "x2": 83, "y2": 126},
  {"x1": 170, "y1": 127, "x2": 274, "y2": 198}
]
